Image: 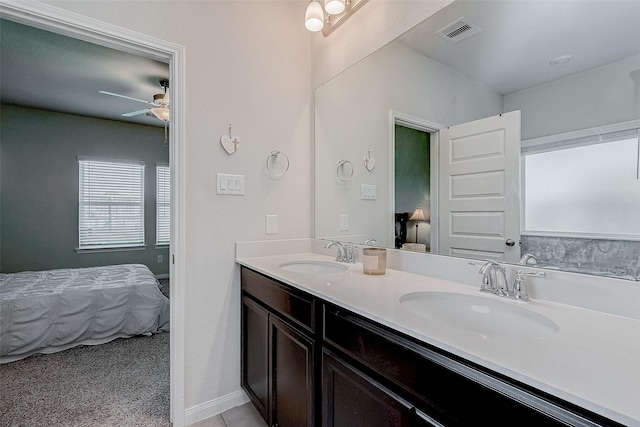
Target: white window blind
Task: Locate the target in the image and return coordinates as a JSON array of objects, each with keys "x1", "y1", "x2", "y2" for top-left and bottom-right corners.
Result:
[
  {"x1": 156, "y1": 165, "x2": 170, "y2": 245},
  {"x1": 78, "y1": 158, "x2": 145, "y2": 249}
]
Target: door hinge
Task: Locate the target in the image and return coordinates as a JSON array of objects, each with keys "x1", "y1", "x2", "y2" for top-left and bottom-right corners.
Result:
[{"x1": 172, "y1": 254, "x2": 175, "y2": 265}]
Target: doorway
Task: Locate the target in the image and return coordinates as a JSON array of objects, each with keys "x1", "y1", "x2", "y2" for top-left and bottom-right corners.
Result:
[
  {"x1": 0, "y1": 2, "x2": 186, "y2": 425},
  {"x1": 394, "y1": 124, "x2": 431, "y2": 249},
  {"x1": 390, "y1": 111, "x2": 442, "y2": 253}
]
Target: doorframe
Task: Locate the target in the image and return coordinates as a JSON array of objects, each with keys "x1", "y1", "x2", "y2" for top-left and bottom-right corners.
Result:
[
  {"x1": 389, "y1": 111, "x2": 443, "y2": 251},
  {"x1": 0, "y1": 1, "x2": 187, "y2": 425}
]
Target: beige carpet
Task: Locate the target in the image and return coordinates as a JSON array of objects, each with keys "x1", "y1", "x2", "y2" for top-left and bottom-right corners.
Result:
[{"x1": 0, "y1": 332, "x2": 169, "y2": 427}]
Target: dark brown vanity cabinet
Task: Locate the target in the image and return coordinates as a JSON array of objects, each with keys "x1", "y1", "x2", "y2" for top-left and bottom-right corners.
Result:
[
  {"x1": 241, "y1": 267, "x2": 622, "y2": 427},
  {"x1": 241, "y1": 267, "x2": 317, "y2": 427},
  {"x1": 323, "y1": 349, "x2": 441, "y2": 427}
]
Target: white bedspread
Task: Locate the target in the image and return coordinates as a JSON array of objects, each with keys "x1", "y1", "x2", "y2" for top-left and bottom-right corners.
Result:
[{"x1": 0, "y1": 264, "x2": 169, "y2": 363}]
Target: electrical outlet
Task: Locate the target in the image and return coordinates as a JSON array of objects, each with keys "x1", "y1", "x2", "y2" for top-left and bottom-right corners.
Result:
[
  {"x1": 266, "y1": 215, "x2": 278, "y2": 234},
  {"x1": 339, "y1": 214, "x2": 349, "y2": 231},
  {"x1": 157, "y1": 255, "x2": 163, "y2": 263}
]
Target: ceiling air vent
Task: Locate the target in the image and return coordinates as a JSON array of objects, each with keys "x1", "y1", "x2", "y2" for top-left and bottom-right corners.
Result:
[{"x1": 436, "y1": 17, "x2": 481, "y2": 44}]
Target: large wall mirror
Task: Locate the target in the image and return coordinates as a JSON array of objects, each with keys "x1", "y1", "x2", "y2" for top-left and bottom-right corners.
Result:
[{"x1": 315, "y1": 0, "x2": 640, "y2": 280}]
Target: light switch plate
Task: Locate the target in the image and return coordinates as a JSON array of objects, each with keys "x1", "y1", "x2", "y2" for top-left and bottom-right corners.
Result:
[
  {"x1": 361, "y1": 184, "x2": 377, "y2": 200},
  {"x1": 266, "y1": 215, "x2": 278, "y2": 234},
  {"x1": 217, "y1": 173, "x2": 245, "y2": 195}
]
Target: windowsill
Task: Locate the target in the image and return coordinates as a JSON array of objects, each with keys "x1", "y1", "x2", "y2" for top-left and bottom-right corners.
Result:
[
  {"x1": 75, "y1": 245, "x2": 147, "y2": 254},
  {"x1": 155, "y1": 244, "x2": 169, "y2": 249},
  {"x1": 522, "y1": 231, "x2": 640, "y2": 242}
]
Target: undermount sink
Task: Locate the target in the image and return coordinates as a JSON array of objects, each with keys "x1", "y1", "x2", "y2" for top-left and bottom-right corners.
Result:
[
  {"x1": 279, "y1": 260, "x2": 348, "y2": 274},
  {"x1": 399, "y1": 291, "x2": 559, "y2": 338}
]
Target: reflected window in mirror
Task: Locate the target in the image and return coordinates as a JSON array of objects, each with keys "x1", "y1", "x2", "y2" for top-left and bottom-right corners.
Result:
[
  {"x1": 523, "y1": 132, "x2": 640, "y2": 239},
  {"x1": 521, "y1": 127, "x2": 640, "y2": 280}
]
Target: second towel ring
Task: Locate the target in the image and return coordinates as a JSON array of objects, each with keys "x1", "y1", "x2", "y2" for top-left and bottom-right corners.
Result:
[
  {"x1": 266, "y1": 150, "x2": 290, "y2": 177},
  {"x1": 337, "y1": 159, "x2": 354, "y2": 183}
]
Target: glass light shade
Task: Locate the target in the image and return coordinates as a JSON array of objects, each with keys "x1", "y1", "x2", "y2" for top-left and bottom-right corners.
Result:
[
  {"x1": 325, "y1": 0, "x2": 345, "y2": 15},
  {"x1": 305, "y1": 1, "x2": 324, "y2": 32},
  {"x1": 151, "y1": 107, "x2": 170, "y2": 121}
]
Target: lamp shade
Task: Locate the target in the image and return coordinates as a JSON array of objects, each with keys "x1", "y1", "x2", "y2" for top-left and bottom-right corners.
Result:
[
  {"x1": 305, "y1": 1, "x2": 324, "y2": 32},
  {"x1": 409, "y1": 207, "x2": 427, "y2": 222},
  {"x1": 325, "y1": 0, "x2": 345, "y2": 15}
]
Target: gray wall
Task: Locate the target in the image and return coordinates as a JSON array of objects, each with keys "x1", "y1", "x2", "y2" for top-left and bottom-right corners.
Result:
[{"x1": 0, "y1": 104, "x2": 169, "y2": 275}]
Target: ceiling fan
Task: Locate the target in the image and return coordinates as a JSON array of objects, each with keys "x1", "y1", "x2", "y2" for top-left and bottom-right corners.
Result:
[{"x1": 99, "y1": 79, "x2": 170, "y2": 122}]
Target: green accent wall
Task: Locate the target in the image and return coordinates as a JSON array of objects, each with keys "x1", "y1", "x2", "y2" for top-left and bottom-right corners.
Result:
[
  {"x1": 394, "y1": 124, "x2": 430, "y2": 213},
  {"x1": 0, "y1": 104, "x2": 169, "y2": 275}
]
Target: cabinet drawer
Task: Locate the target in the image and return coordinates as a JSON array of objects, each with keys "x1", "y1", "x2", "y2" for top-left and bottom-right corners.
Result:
[
  {"x1": 241, "y1": 267, "x2": 316, "y2": 333},
  {"x1": 322, "y1": 349, "x2": 414, "y2": 427},
  {"x1": 323, "y1": 305, "x2": 609, "y2": 426}
]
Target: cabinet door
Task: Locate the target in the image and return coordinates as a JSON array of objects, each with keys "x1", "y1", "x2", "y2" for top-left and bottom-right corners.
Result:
[
  {"x1": 271, "y1": 317, "x2": 315, "y2": 427},
  {"x1": 412, "y1": 409, "x2": 444, "y2": 427},
  {"x1": 323, "y1": 349, "x2": 413, "y2": 427},
  {"x1": 242, "y1": 296, "x2": 270, "y2": 422}
]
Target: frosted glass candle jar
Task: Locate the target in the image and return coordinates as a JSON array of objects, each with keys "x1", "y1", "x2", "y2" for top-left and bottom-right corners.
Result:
[{"x1": 362, "y1": 247, "x2": 387, "y2": 275}]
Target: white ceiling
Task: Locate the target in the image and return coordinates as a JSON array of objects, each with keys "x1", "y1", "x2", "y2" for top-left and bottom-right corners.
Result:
[
  {"x1": 1, "y1": 18, "x2": 169, "y2": 127},
  {"x1": 396, "y1": 0, "x2": 640, "y2": 95},
  {"x1": 2, "y1": 1, "x2": 639, "y2": 125}
]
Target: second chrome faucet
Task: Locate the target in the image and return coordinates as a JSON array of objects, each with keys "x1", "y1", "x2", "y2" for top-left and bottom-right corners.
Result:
[
  {"x1": 476, "y1": 259, "x2": 545, "y2": 302},
  {"x1": 324, "y1": 241, "x2": 356, "y2": 263}
]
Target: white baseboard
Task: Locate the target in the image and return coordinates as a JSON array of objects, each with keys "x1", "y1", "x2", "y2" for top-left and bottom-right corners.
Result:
[{"x1": 184, "y1": 389, "x2": 250, "y2": 425}]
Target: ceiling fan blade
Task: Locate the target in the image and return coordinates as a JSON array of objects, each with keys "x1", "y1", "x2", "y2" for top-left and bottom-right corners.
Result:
[
  {"x1": 99, "y1": 91, "x2": 153, "y2": 105},
  {"x1": 122, "y1": 108, "x2": 152, "y2": 117}
]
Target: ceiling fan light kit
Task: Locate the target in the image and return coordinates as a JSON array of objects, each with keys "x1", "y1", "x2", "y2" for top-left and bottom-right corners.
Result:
[
  {"x1": 99, "y1": 78, "x2": 170, "y2": 122},
  {"x1": 151, "y1": 107, "x2": 170, "y2": 121}
]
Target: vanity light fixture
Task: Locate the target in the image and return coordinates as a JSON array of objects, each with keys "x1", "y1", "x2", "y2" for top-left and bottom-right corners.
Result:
[
  {"x1": 305, "y1": 0, "x2": 324, "y2": 32},
  {"x1": 325, "y1": 0, "x2": 345, "y2": 15},
  {"x1": 305, "y1": 0, "x2": 369, "y2": 36}
]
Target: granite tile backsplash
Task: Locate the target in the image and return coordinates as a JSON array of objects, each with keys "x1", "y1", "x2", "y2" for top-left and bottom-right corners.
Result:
[{"x1": 521, "y1": 235, "x2": 640, "y2": 281}]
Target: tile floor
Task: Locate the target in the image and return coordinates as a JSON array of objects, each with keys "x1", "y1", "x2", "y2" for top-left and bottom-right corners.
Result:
[{"x1": 187, "y1": 403, "x2": 267, "y2": 427}]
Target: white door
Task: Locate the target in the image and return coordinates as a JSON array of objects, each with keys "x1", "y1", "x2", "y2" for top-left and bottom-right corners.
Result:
[{"x1": 438, "y1": 111, "x2": 521, "y2": 263}]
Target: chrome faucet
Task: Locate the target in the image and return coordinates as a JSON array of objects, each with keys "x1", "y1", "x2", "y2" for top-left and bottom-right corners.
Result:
[
  {"x1": 519, "y1": 253, "x2": 538, "y2": 265},
  {"x1": 477, "y1": 260, "x2": 509, "y2": 296},
  {"x1": 474, "y1": 259, "x2": 546, "y2": 302},
  {"x1": 346, "y1": 245, "x2": 356, "y2": 263},
  {"x1": 513, "y1": 269, "x2": 546, "y2": 301},
  {"x1": 324, "y1": 241, "x2": 355, "y2": 263}
]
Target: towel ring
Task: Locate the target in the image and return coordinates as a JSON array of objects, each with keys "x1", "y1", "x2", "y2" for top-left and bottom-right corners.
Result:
[
  {"x1": 266, "y1": 150, "x2": 290, "y2": 177},
  {"x1": 337, "y1": 159, "x2": 354, "y2": 183}
]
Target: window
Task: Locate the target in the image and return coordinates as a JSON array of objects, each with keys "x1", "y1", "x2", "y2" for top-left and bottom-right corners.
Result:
[
  {"x1": 78, "y1": 158, "x2": 145, "y2": 249},
  {"x1": 156, "y1": 165, "x2": 170, "y2": 245},
  {"x1": 523, "y1": 131, "x2": 640, "y2": 238}
]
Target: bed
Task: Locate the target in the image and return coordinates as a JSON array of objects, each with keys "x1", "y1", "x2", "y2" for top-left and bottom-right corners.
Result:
[{"x1": 0, "y1": 263, "x2": 170, "y2": 363}]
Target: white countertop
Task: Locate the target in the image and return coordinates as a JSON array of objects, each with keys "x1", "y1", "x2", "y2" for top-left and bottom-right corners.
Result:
[{"x1": 237, "y1": 252, "x2": 640, "y2": 426}]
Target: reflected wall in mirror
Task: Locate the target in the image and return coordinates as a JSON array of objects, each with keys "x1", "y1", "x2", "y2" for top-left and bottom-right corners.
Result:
[{"x1": 314, "y1": 0, "x2": 640, "y2": 280}]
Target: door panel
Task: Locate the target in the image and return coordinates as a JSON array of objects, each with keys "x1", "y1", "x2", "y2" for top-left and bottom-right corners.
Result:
[
  {"x1": 271, "y1": 317, "x2": 315, "y2": 427},
  {"x1": 242, "y1": 296, "x2": 270, "y2": 422},
  {"x1": 438, "y1": 111, "x2": 521, "y2": 263}
]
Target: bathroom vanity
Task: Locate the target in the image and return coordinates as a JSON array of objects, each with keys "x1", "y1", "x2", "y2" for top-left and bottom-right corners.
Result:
[{"x1": 237, "y1": 248, "x2": 639, "y2": 427}]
